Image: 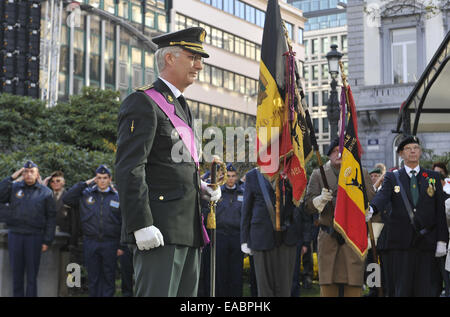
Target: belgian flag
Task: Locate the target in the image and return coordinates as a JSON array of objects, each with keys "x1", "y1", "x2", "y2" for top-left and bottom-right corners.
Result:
[
  {"x1": 256, "y1": 0, "x2": 312, "y2": 206},
  {"x1": 333, "y1": 84, "x2": 368, "y2": 259}
]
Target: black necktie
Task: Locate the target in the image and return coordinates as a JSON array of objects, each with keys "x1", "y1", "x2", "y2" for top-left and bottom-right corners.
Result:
[
  {"x1": 177, "y1": 95, "x2": 192, "y2": 126},
  {"x1": 410, "y1": 170, "x2": 419, "y2": 206}
]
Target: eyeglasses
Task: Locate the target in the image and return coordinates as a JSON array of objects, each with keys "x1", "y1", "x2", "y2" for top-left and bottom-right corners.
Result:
[
  {"x1": 182, "y1": 53, "x2": 203, "y2": 63},
  {"x1": 403, "y1": 145, "x2": 421, "y2": 152}
]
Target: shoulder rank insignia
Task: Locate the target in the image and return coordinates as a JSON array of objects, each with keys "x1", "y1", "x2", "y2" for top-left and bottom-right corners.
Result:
[{"x1": 135, "y1": 84, "x2": 154, "y2": 92}]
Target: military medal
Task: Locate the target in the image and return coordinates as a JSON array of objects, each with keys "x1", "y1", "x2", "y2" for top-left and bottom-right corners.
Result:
[
  {"x1": 394, "y1": 186, "x2": 400, "y2": 193},
  {"x1": 427, "y1": 185, "x2": 435, "y2": 197},
  {"x1": 427, "y1": 178, "x2": 436, "y2": 197}
]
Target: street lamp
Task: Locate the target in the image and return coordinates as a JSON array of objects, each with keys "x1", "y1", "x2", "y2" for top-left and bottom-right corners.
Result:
[{"x1": 326, "y1": 44, "x2": 343, "y2": 142}]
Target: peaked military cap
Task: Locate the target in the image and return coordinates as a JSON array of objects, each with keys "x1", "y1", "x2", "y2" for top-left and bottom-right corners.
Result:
[
  {"x1": 24, "y1": 160, "x2": 38, "y2": 169},
  {"x1": 326, "y1": 137, "x2": 340, "y2": 156},
  {"x1": 152, "y1": 27, "x2": 210, "y2": 58},
  {"x1": 96, "y1": 164, "x2": 111, "y2": 176},
  {"x1": 397, "y1": 135, "x2": 420, "y2": 153},
  {"x1": 226, "y1": 163, "x2": 236, "y2": 172}
]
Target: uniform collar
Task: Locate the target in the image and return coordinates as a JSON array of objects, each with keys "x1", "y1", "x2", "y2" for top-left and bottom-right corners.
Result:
[
  {"x1": 159, "y1": 76, "x2": 182, "y2": 99},
  {"x1": 404, "y1": 165, "x2": 420, "y2": 178}
]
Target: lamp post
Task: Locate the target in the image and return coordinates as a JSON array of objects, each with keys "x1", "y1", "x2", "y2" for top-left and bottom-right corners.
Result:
[{"x1": 326, "y1": 44, "x2": 343, "y2": 142}]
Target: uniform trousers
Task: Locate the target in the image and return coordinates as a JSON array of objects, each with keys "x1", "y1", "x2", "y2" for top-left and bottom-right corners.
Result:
[
  {"x1": 133, "y1": 244, "x2": 200, "y2": 297},
  {"x1": 8, "y1": 232, "x2": 43, "y2": 297},
  {"x1": 119, "y1": 246, "x2": 134, "y2": 297},
  {"x1": 216, "y1": 232, "x2": 243, "y2": 297},
  {"x1": 386, "y1": 249, "x2": 438, "y2": 297},
  {"x1": 253, "y1": 243, "x2": 297, "y2": 297},
  {"x1": 83, "y1": 238, "x2": 119, "y2": 297}
]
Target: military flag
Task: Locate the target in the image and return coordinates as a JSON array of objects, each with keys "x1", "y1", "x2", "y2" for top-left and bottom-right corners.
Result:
[
  {"x1": 256, "y1": 0, "x2": 312, "y2": 207},
  {"x1": 333, "y1": 78, "x2": 368, "y2": 259}
]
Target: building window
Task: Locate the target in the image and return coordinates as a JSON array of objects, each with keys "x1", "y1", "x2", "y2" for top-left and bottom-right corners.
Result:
[
  {"x1": 321, "y1": 37, "x2": 329, "y2": 54},
  {"x1": 391, "y1": 28, "x2": 417, "y2": 84},
  {"x1": 311, "y1": 39, "x2": 318, "y2": 55},
  {"x1": 322, "y1": 90, "x2": 328, "y2": 105},
  {"x1": 341, "y1": 35, "x2": 347, "y2": 51},
  {"x1": 284, "y1": 22, "x2": 293, "y2": 40},
  {"x1": 118, "y1": 1, "x2": 129, "y2": 19},
  {"x1": 312, "y1": 65, "x2": 319, "y2": 80},
  {"x1": 145, "y1": 10, "x2": 155, "y2": 29},
  {"x1": 312, "y1": 91, "x2": 319, "y2": 107},
  {"x1": 322, "y1": 117, "x2": 329, "y2": 133},
  {"x1": 224, "y1": 0, "x2": 234, "y2": 14},
  {"x1": 104, "y1": 0, "x2": 115, "y2": 14},
  {"x1": 298, "y1": 27, "x2": 304, "y2": 45}
]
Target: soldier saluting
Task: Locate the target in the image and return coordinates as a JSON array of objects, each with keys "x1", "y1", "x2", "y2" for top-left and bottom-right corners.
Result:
[{"x1": 115, "y1": 27, "x2": 221, "y2": 297}]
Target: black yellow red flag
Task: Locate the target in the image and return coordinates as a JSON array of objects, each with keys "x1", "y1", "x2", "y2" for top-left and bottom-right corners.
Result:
[
  {"x1": 333, "y1": 84, "x2": 368, "y2": 259},
  {"x1": 256, "y1": 0, "x2": 311, "y2": 206}
]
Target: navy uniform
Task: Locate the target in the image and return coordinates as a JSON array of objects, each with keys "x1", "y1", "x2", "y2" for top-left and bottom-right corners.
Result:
[
  {"x1": 115, "y1": 27, "x2": 216, "y2": 297},
  {"x1": 0, "y1": 161, "x2": 56, "y2": 297},
  {"x1": 370, "y1": 136, "x2": 448, "y2": 296},
  {"x1": 63, "y1": 165, "x2": 121, "y2": 297},
  {"x1": 215, "y1": 163, "x2": 244, "y2": 297},
  {"x1": 241, "y1": 168, "x2": 302, "y2": 296}
]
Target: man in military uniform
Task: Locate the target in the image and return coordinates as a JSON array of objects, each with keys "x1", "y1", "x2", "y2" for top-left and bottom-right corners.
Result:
[
  {"x1": 0, "y1": 161, "x2": 56, "y2": 297},
  {"x1": 115, "y1": 27, "x2": 221, "y2": 297},
  {"x1": 305, "y1": 138, "x2": 375, "y2": 297},
  {"x1": 368, "y1": 136, "x2": 448, "y2": 296},
  {"x1": 63, "y1": 165, "x2": 122, "y2": 297}
]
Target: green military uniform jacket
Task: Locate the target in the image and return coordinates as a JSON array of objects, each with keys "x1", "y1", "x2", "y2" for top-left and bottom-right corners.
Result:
[{"x1": 115, "y1": 78, "x2": 203, "y2": 248}]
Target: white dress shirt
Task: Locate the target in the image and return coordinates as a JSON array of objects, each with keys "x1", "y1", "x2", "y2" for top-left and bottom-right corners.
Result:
[{"x1": 404, "y1": 165, "x2": 420, "y2": 178}]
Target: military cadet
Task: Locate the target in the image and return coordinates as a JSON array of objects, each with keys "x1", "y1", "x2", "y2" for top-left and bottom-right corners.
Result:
[
  {"x1": 368, "y1": 136, "x2": 448, "y2": 296},
  {"x1": 63, "y1": 165, "x2": 122, "y2": 297},
  {"x1": 115, "y1": 27, "x2": 221, "y2": 297},
  {"x1": 305, "y1": 138, "x2": 375, "y2": 297},
  {"x1": 0, "y1": 161, "x2": 56, "y2": 297},
  {"x1": 215, "y1": 163, "x2": 244, "y2": 297},
  {"x1": 241, "y1": 168, "x2": 302, "y2": 297}
]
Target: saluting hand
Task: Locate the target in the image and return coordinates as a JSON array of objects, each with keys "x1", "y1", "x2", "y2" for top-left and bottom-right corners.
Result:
[
  {"x1": 11, "y1": 168, "x2": 24, "y2": 180},
  {"x1": 43, "y1": 176, "x2": 52, "y2": 187},
  {"x1": 85, "y1": 176, "x2": 97, "y2": 186}
]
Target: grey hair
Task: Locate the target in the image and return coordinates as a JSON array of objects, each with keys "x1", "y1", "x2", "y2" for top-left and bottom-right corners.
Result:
[{"x1": 155, "y1": 46, "x2": 183, "y2": 73}]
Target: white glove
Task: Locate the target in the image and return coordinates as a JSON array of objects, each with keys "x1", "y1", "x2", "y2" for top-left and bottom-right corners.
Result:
[
  {"x1": 201, "y1": 180, "x2": 222, "y2": 202},
  {"x1": 435, "y1": 241, "x2": 447, "y2": 257},
  {"x1": 241, "y1": 243, "x2": 253, "y2": 255},
  {"x1": 312, "y1": 188, "x2": 333, "y2": 213},
  {"x1": 366, "y1": 206, "x2": 374, "y2": 222},
  {"x1": 134, "y1": 225, "x2": 164, "y2": 251}
]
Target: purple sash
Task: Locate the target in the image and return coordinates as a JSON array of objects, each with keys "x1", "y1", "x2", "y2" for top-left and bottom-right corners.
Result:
[
  {"x1": 145, "y1": 88, "x2": 210, "y2": 246},
  {"x1": 145, "y1": 88, "x2": 199, "y2": 167}
]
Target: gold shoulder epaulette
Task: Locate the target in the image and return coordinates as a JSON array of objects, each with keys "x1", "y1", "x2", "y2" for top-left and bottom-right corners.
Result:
[{"x1": 135, "y1": 84, "x2": 153, "y2": 91}]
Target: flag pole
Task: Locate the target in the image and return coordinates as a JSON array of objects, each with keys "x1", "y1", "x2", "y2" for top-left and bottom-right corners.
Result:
[{"x1": 338, "y1": 61, "x2": 383, "y2": 297}]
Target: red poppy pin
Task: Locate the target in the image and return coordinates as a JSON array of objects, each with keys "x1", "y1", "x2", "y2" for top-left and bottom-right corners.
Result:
[{"x1": 422, "y1": 172, "x2": 428, "y2": 178}]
